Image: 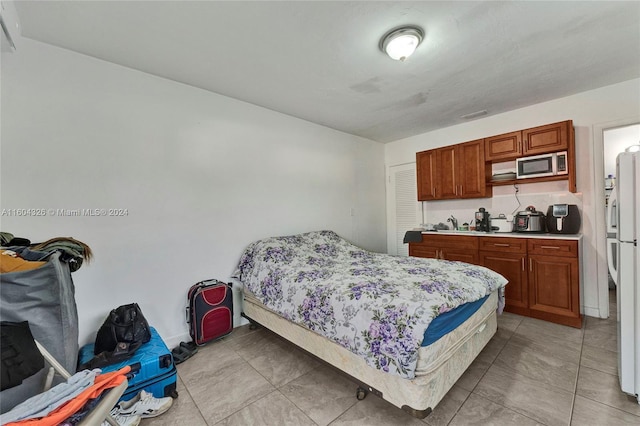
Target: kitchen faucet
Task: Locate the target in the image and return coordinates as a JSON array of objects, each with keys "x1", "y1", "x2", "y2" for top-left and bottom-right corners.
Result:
[{"x1": 447, "y1": 215, "x2": 458, "y2": 230}]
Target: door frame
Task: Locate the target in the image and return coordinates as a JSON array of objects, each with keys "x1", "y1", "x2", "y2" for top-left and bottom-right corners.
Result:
[{"x1": 593, "y1": 116, "x2": 640, "y2": 318}]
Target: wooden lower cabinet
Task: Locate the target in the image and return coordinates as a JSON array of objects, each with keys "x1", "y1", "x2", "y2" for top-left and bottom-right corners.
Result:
[
  {"x1": 411, "y1": 235, "x2": 582, "y2": 328},
  {"x1": 480, "y1": 251, "x2": 529, "y2": 316},
  {"x1": 409, "y1": 234, "x2": 479, "y2": 265},
  {"x1": 409, "y1": 245, "x2": 438, "y2": 259},
  {"x1": 479, "y1": 237, "x2": 529, "y2": 316},
  {"x1": 528, "y1": 252, "x2": 581, "y2": 328},
  {"x1": 441, "y1": 247, "x2": 479, "y2": 264}
]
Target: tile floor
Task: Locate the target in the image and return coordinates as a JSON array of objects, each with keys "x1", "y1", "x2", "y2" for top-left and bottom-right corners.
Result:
[{"x1": 143, "y1": 291, "x2": 640, "y2": 425}]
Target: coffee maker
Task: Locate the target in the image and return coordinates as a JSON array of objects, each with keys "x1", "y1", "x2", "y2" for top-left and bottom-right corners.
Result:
[{"x1": 475, "y1": 207, "x2": 491, "y2": 232}]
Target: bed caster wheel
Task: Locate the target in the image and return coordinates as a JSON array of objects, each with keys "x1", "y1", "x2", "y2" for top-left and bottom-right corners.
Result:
[
  {"x1": 356, "y1": 387, "x2": 368, "y2": 401},
  {"x1": 249, "y1": 322, "x2": 259, "y2": 331}
]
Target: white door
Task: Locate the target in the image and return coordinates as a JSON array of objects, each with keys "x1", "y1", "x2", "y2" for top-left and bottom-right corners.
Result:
[{"x1": 386, "y1": 163, "x2": 422, "y2": 256}]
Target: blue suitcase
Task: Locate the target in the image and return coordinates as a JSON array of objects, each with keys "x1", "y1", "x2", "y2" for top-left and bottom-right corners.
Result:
[{"x1": 78, "y1": 327, "x2": 178, "y2": 401}]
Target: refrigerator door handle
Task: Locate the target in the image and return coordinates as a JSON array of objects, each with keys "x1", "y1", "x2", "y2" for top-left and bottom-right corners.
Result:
[
  {"x1": 607, "y1": 186, "x2": 617, "y2": 235},
  {"x1": 606, "y1": 238, "x2": 619, "y2": 286}
]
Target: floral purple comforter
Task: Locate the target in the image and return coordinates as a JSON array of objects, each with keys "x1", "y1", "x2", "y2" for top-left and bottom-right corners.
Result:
[{"x1": 232, "y1": 230, "x2": 507, "y2": 379}]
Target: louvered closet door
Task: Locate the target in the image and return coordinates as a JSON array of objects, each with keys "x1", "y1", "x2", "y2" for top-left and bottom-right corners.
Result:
[{"x1": 387, "y1": 163, "x2": 422, "y2": 256}]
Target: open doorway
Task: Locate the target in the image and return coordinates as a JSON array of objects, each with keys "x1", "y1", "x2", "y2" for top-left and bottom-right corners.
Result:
[{"x1": 595, "y1": 121, "x2": 640, "y2": 318}]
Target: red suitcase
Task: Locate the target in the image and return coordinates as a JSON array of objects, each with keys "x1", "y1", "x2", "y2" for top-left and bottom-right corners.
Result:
[{"x1": 187, "y1": 279, "x2": 233, "y2": 345}]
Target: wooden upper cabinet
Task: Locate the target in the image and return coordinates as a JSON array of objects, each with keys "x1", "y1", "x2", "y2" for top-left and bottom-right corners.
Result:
[
  {"x1": 417, "y1": 150, "x2": 436, "y2": 201},
  {"x1": 485, "y1": 120, "x2": 572, "y2": 161},
  {"x1": 417, "y1": 140, "x2": 490, "y2": 201},
  {"x1": 485, "y1": 131, "x2": 522, "y2": 162},
  {"x1": 458, "y1": 139, "x2": 490, "y2": 198},
  {"x1": 437, "y1": 145, "x2": 458, "y2": 199},
  {"x1": 523, "y1": 121, "x2": 570, "y2": 156}
]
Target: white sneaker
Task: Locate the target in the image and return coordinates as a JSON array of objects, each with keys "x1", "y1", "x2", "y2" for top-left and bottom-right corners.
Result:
[
  {"x1": 116, "y1": 390, "x2": 173, "y2": 418},
  {"x1": 101, "y1": 407, "x2": 141, "y2": 426}
]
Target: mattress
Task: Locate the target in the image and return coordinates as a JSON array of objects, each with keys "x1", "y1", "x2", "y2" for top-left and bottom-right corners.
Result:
[
  {"x1": 415, "y1": 291, "x2": 496, "y2": 374},
  {"x1": 421, "y1": 295, "x2": 489, "y2": 346},
  {"x1": 233, "y1": 230, "x2": 507, "y2": 380},
  {"x1": 242, "y1": 289, "x2": 498, "y2": 416}
]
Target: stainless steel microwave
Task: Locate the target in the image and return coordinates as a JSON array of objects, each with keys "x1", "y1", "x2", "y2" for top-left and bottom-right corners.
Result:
[{"x1": 516, "y1": 151, "x2": 568, "y2": 179}]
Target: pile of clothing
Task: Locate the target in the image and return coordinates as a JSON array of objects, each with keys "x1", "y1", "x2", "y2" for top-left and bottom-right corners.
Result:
[
  {"x1": 1, "y1": 234, "x2": 88, "y2": 415},
  {"x1": 0, "y1": 321, "x2": 174, "y2": 425},
  {"x1": 0, "y1": 366, "x2": 172, "y2": 426},
  {"x1": 0, "y1": 233, "x2": 92, "y2": 273}
]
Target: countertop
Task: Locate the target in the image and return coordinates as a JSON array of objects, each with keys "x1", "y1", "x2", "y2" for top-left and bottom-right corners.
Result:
[{"x1": 419, "y1": 230, "x2": 582, "y2": 240}]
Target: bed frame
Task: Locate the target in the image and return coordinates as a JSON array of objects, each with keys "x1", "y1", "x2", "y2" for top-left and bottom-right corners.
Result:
[{"x1": 241, "y1": 290, "x2": 498, "y2": 418}]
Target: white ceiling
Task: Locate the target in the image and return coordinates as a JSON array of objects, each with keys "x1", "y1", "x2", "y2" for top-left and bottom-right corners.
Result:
[{"x1": 12, "y1": 1, "x2": 640, "y2": 143}]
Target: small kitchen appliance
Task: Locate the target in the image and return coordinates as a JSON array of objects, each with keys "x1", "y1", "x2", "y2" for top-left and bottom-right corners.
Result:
[
  {"x1": 514, "y1": 206, "x2": 546, "y2": 232},
  {"x1": 475, "y1": 207, "x2": 491, "y2": 232},
  {"x1": 516, "y1": 151, "x2": 568, "y2": 179},
  {"x1": 546, "y1": 204, "x2": 580, "y2": 234},
  {"x1": 491, "y1": 214, "x2": 513, "y2": 233}
]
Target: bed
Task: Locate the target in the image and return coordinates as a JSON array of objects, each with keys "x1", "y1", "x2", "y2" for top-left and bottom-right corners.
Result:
[{"x1": 232, "y1": 230, "x2": 507, "y2": 418}]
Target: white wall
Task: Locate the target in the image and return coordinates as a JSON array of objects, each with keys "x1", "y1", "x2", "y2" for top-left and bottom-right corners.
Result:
[
  {"x1": 385, "y1": 78, "x2": 640, "y2": 318},
  {"x1": 603, "y1": 124, "x2": 640, "y2": 178},
  {"x1": 0, "y1": 38, "x2": 386, "y2": 347}
]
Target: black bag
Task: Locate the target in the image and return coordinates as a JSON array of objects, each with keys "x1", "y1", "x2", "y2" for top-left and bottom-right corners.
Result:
[
  {"x1": 94, "y1": 303, "x2": 151, "y2": 355},
  {"x1": 1, "y1": 321, "x2": 44, "y2": 391},
  {"x1": 78, "y1": 341, "x2": 142, "y2": 370}
]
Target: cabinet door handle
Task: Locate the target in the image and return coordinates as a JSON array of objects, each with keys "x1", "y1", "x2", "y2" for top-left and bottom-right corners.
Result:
[
  {"x1": 439, "y1": 250, "x2": 444, "y2": 259},
  {"x1": 522, "y1": 258, "x2": 525, "y2": 271},
  {"x1": 529, "y1": 258, "x2": 532, "y2": 271},
  {"x1": 494, "y1": 243, "x2": 510, "y2": 247},
  {"x1": 460, "y1": 185, "x2": 463, "y2": 196},
  {"x1": 540, "y1": 246, "x2": 560, "y2": 250}
]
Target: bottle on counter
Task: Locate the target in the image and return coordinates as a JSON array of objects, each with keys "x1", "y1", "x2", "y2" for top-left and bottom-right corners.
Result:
[{"x1": 605, "y1": 174, "x2": 616, "y2": 189}]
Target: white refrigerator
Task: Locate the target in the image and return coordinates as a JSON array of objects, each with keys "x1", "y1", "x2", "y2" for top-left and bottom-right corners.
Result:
[{"x1": 612, "y1": 151, "x2": 640, "y2": 403}]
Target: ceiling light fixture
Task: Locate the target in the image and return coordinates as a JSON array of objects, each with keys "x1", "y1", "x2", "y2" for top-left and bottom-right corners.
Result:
[{"x1": 379, "y1": 25, "x2": 424, "y2": 61}]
